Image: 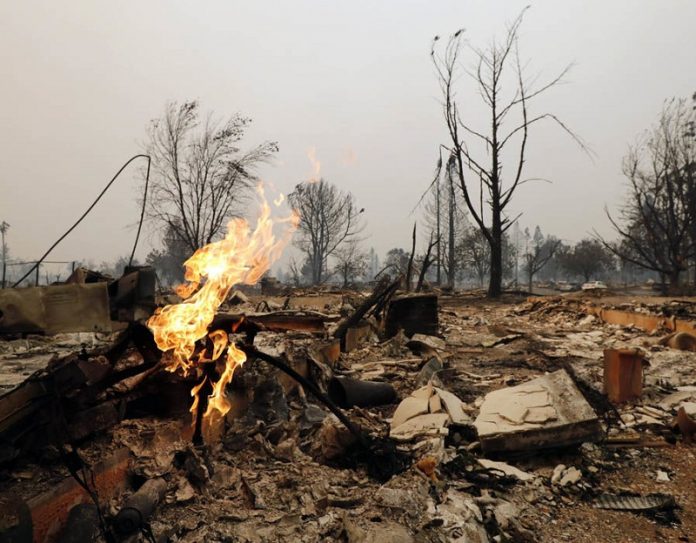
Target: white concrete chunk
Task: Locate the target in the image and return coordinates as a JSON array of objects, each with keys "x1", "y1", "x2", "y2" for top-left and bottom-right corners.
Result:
[
  {"x1": 478, "y1": 459, "x2": 535, "y2": 481},
  {"x1": 410, "y1": 333, "x2": 446, "y2": 351},
  {"x1": 559, "y1": 466, "x2": 582, "y2": 486},
  {"x1": 429, "y1": 393, "x2": 442, "y2": 414},
  {"x1": 434, "y1": 387, "x2": 471, "y2": 425},
  {"x1": 474, "y1": 370, "x2": 602, "y2": 452},
  {"x1": 389, "y1": 413, "x2": 450, "y2": 442},
  {"x1": 391, "y1": 396, "x2": 430, "y2": 429},
  {"x1": 412, "y1": 383, "x2": 434, "y2": 399}
]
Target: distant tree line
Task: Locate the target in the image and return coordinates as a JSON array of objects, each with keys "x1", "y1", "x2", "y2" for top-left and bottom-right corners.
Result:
[{"x1": 132, "y1": 77, "x2": 693, "y2": 296}]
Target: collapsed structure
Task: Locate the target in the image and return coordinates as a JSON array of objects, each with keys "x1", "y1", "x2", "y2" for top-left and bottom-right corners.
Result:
[{"x1": 2, "y1": 244, "x2": 696, "y2": 542}]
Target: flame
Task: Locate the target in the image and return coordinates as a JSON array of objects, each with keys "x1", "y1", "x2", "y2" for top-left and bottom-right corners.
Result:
[
  {"x1": 341, "y1": 146, "x2": 357, "y2": 166},
  {"x1": 307, "y1": 146, "x2": 321, "y2": 183},
  {"x1": 147, "y1": 184, "x2": 298, "y2": 429}
]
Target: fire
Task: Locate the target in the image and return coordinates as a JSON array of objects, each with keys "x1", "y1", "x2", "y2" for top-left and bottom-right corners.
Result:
[
  {"x1": 306, "y1": 146, "x2": 321, "y2": 183},
  {"x1": 147, "y1": 184, "x2": 298, "y2": 429}
]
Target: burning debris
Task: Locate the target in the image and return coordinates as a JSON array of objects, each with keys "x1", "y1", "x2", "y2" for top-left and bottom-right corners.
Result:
[
  {"x1": 146, "y1": 185, "x2": 298, "y2": 444},
  {"x1": 3, "y1": 250, "x2": 696, "y2": 541}
]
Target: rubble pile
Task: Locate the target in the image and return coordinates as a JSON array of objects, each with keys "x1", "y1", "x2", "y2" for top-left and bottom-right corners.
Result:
[{"x1": 1, "y1": 287, "x2": 695, "y2": 542}]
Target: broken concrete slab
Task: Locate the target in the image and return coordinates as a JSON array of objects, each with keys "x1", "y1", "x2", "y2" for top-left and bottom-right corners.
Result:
[
  {"x1": 408, "y1": 333, "x2": 446, "y2": 351},
  {"x1": 434, "y1": 387, "x2": 471, "y2": 425},
  {"x1": 659, "y1": 390, "x2": 696, "y2": 411},
  {"x1": 390, "y1": 384, "x2": 470, "y2": 441},
  {"x1": 375, "y1": 482, "x2": 428, "y2": 513},
  {"x1": 411, "y1": 382, "x2": 434, "y2": 399},
  {"x1": 477, "y1": 459, "x2": 535, "y2": 482},
  {"x1": 389, "y1": 413, "x2": 450, "y2": 442},
  {"x1": 559, "y1": 466, "x2": 582, "y2": 486},
  {"x1": 428, "y1": 393, "x2": 441, "y2": 414},
  {"x1": 474, "y1": 369, "x2": 602, "y2": 453},
  {"x1": 551, "y1": 464, "x2": 566, "y2": 484}
]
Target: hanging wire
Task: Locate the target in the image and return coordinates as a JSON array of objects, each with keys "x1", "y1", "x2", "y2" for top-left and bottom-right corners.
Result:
[
  {"x1": 12, "y1": 154, "x2": 151, "y2": 287},
  {"x1": 129, "y1": 156, "x2": 151, "y2": 266}
]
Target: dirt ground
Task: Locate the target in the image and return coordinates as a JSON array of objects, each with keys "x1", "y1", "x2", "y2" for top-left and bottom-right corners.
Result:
[
  {"x1": 2, "y1": 289, "x2": 696, "y2": 542},
  {"x1": 438, "y1": 292, "x2": 696, "y2": 543},
  {"x1": 536, "y1": 446, "x2": 696, "y2": 542}
]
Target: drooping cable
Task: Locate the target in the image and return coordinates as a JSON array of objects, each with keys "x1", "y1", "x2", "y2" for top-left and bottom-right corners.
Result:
[
  {"x1": 12, "y1": 154, "x2": 151, "y2": 287},
  {"x1": 129, "y1": 155, "x2": 151, "y2": 267}
]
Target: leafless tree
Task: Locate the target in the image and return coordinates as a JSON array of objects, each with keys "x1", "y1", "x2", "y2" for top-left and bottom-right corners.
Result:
[
  {"x1": 600, "y1": 98, "x2": 696, "y2": 293},
  {"x1": 383, "y1": 248, "x2": 410, "y2": 277},
  {"x1": 288, "y1": 179, "x2": 364, "y2": 284},
  {"x1": 287, "y1": 257, "x2": 305, "y2": 287},
  {"x1": 146, "y1": 223, "x2": 191, "y2": 285},
  {"x1": 405, "y1": 223, "x2": 417, "y2": 290},
  {"x1": 432, "y1": 9, "x2": 586, "y2": 297},
  {"x1": 422, "y1": 152, "x2": 467, "y2": 288},
  {"x1": 523, "y1": 227, "x2": 561, "y2": 292},
  {"x1": 415, "y1": 234, "x2": 439, "y2": 292},
  {"x1": 332, "y1": 241, "x2": 369, "y2": 288},
  {"x1": 459, "y1": 226, "x2": 490, "y2": 288},
  {"x1": 558, "y1": 239, "x2": 615, "y2": 282},
  {"x1": 145, "y1": 101, "x2": 277, "y2": 253}
]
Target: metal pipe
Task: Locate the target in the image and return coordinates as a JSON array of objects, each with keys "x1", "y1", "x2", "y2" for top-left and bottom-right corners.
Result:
[
  {"x1": 192, "y1": 362, "x2": 217, "y2": 446},
  {"x1": 113, "y1": 478, "x2": 167, "y2": 537},
  {"x1": 328, "y1": 376, "x2": 396, "y2": 408},
  {"x1": 238, "y1": 343, "x2": 367, "y2": 445}
]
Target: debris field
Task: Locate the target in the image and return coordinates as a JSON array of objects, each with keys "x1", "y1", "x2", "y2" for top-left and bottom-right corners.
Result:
[{"x1": 1, "y1": 279, "x2": 696, "y2": 543}]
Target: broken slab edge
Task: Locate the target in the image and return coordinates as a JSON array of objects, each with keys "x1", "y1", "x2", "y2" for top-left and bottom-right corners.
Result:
[{"x1": 478, "y1": 418, "x2": 603, "y2": 454}]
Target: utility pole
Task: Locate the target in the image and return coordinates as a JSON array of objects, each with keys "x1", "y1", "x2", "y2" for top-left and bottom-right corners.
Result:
[
  {"x1": 447, "y1": 154, "x2": 456, "y2": 288},
  {"x1": 512, "y1": 221, "x2": 520, "y2": 288},
  {"x1": 436, "y1": 174, "x2": 441, "y2": 286},
  {"x1": 0, "y1": 221, "x2": 9, "y2": 289}
]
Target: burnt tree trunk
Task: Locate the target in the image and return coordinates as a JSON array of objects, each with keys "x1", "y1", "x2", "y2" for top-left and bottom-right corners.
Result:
[
  {"x1": 488, "y1": 208, "x2": 503, "y2": 297},
  {"x1": 669, "y1": 269, "x2": 682, "y2": 295},
  {"x1": 405, "y1": 223, "x2": 417, "y2": 291},
  {"x1": 447, "y1": 178, "x2": 456, "y2": 288}
]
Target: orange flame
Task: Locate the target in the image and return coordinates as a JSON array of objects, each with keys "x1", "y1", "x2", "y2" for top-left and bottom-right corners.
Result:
[
  {"x1": 307, "y1": 146, "x2": 321, "y2": 183},
  {"x1": 147, "y1": 184, "x2": 298, "y2": 427}
]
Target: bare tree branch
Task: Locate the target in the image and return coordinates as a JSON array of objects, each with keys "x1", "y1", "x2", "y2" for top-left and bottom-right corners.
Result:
[
  {"x1": 432, "y1": 7, "x2": 584, "y2": 297},
  {"x1": 288, "y1": 179, "x2": 365, "y2": 284}
]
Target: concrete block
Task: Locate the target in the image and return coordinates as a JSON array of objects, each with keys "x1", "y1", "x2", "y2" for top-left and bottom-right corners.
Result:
[{"x1": 474, "y1": 369, "x2": 601, "y2": 452}]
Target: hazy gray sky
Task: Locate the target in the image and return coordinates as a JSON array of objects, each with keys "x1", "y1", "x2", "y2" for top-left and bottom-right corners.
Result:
[{"x1": 1, "y1": 0, "x2": 695, "y2": 275}]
